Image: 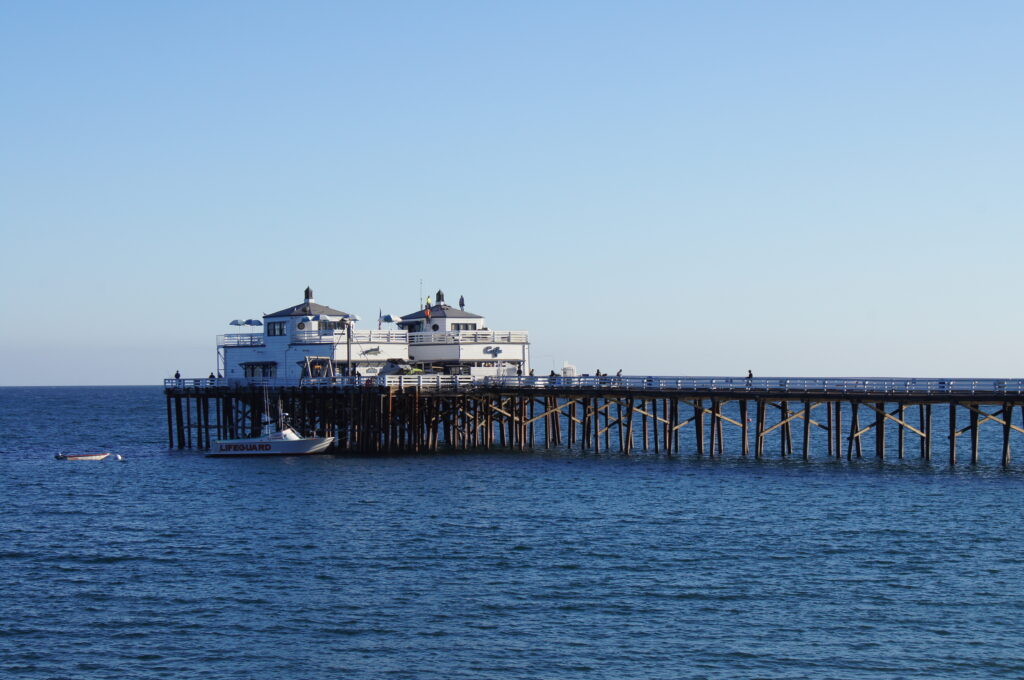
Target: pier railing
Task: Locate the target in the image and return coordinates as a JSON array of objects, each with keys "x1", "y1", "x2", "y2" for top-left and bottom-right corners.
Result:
[
  {"x1": 217, "y1": 333, "x2": 265, "y2": 347},
  {"x1": 291, "y1": 330, "x2": 409, "y2": 344},
  {"x1": 165, "y1": 375, "x2": 1024, "y2": 395},
  {"x1": 484, "y1": 376, "x2": 1024, "y2": 395},
  {"x1": 408, "y1": 330, "x2": 529, "y2": 345}
]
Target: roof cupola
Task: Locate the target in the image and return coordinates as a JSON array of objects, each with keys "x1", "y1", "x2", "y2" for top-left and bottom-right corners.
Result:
[{"x1": 304, "y1": 286, "x2": 314, "y2": 303}]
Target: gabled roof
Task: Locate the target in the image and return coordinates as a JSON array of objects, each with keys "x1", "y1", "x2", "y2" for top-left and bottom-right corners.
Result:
[
  {"x1": 400, "y1": 304, "x2": 482, "y2": 321},
  {"x1": 264, "y1": 301, "x2": 351, "y2": 318}
]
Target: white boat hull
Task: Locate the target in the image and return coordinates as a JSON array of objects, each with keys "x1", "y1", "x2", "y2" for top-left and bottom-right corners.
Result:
[
  {"x1": 55, "y1": 452, "x2": 111, "y2": 461},
  {"x1": 208, "y1": 436, "x2": 335, "y2": 457}
]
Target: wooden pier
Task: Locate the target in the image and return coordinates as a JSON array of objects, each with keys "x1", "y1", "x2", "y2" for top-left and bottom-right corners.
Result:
[{"x1": 164, "y1": 376, "x2": 1024, "y2": 466}]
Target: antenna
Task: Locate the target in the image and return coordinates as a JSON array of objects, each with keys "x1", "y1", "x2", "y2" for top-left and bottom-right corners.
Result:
[{"x1": 419, "y1": 278, "x2": 423, "y2": 308}]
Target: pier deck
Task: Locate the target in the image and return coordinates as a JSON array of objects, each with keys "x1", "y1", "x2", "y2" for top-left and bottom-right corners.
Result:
[{"x1": 164, "y1": 375, "x2": 1024, "y2": 465}]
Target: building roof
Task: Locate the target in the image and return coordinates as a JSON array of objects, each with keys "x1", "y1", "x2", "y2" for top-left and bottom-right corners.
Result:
[
  {"x1": 264, "y1": 301, "x2": 351, "y2": 318},
  {"x1": 400, "y1": 304, "x2": 482, "y2": 321}
]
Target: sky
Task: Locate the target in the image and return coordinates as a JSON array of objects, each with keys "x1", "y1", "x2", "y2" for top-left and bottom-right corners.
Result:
[{"x1": 2, "y1": 1, "x2": 1023, "y2": 385}]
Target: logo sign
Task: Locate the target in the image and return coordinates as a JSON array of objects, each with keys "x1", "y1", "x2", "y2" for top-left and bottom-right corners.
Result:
[{"x1": 219, "y1": 443, "x2": 273, "y2": 452}]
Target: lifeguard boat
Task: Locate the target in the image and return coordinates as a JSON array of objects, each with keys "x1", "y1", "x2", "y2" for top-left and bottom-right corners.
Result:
[{"x1": 208, "y1": 415, "x2": 334, "y2": 457}]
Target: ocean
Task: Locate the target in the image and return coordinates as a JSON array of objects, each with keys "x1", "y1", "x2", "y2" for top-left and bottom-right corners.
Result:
[{"x1": 2, "y1": 386, "x2": 1023, "y2": 679}]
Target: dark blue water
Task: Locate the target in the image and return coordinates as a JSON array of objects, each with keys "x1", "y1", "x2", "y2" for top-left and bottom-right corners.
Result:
[{"x1": 3, "y1": 387, "x2": 1024, "y2": 679}]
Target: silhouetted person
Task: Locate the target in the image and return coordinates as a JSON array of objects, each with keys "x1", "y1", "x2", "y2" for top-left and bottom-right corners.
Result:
[
  {"x1": 174, "y1": 370, "x2": 180, "y2": 379},
  {"x1": 747, "y1": 370, "x2": 753, "y2": 379}
]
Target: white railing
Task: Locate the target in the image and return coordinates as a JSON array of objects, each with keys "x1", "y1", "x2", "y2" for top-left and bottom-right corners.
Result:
[
  {"x1": 165, "y1": 375, "x2": 1024, "y2": 395},
  {"x1": 408, "y1": 330, "x2": 529, "y2": 345},
  {"x1": 483, "y1": 375, "x2": 1024, "y2": 395},
  {"x1": 290, "y1": 330, "x2": 408, "y2": 344},
  {"x1": 217, "y1": 333, "x2": 265, "y2": 347},
  {"x1": 353, "y1": 330, "x2": 408, "y2": 343},
  {"x1": 165, "y1": 378, "x2": 228, "y2": 388},
  {"x1": 166, "y1": 376, "x2": 474, "y2": 390}
]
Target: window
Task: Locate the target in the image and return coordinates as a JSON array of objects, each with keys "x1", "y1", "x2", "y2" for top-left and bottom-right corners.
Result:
[
  {"x1": 452, "y1": 323, "x2": 478, "y2": 331},
  {"x1": 267, "y1": 322, "x2": 286, "y2": 336},
  {"x1": 243, "y1": 363, "x2": 277, "y2": 378}
]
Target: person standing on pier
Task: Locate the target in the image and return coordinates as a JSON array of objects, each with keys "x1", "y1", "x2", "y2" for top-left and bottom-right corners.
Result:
[{"x1": 174, "y1": 370, "x2": 180, "y2": 379}]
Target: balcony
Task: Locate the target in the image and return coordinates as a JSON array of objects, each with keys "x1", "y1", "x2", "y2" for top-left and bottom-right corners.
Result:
[
  {"x1": 408, "y1": 330, "x2": 529, "y2": 345},
  {"x1": 291, "y1": 330, "x2": 408, "y2": 344},
  {"x1": 217, "y1": 333, "x2": 265, "y2": 347}
]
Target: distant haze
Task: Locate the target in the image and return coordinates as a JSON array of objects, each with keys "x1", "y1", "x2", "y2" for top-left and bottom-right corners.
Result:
[{"x1": 2, "y1": 2, "x2": 1023, "y2": 385}]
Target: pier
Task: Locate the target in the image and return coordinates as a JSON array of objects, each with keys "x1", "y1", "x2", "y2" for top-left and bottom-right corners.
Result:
[{"x1": 164, "y1": 375, "x2": 1024, "y2": 465}]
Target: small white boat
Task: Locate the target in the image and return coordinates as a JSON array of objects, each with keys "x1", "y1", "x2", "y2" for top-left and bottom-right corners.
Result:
[
  {"x1": 209, "y1": 418, "x2": 334, "y2": 457},
  {"x1": 55, "y1": 452, "x2": 111, "y2": 461}
]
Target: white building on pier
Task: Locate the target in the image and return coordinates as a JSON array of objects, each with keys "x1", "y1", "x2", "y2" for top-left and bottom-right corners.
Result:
[
  {"x1": 218, "y1": 287, "x2": 529, "y2": 384},
  {"x1": 397, "y1": 290, "x2": 530, "y2": 376}
]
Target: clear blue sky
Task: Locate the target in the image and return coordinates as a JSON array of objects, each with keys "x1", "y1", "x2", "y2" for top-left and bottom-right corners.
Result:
[{"x1": 2, "y1": 1, "x2": 1023, "y2": 385}]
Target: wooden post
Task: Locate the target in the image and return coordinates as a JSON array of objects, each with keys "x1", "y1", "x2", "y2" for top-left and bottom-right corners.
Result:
[
  {"x1": 185, "y1": 395, "x2": 193, "y2": 450},
  {"x1": 802, "y1": 399, "x2": 811, "y2": 460},
  {"x1": 739, "y1": 400, "x2": 749, "y2": 456},
  {"x1": 896, "y1": 403, "x2": 905, "y2": 459},
  {"x1": 673, "y1": 399, "x2": 680, "y2": 453},
  {"x1": 706, "y1": 399, "x2": 715, "y2": 457},
  {"x1": 591, "y1": 398, "x2": 599, "y2": 454},
  {"x1": 970, "y1": 405, "x2": 979, "y2": 465},
  {"x1": 569, "y1": 399, "x2": 576, "y2": 448},
  {"x1": 753, "y1": 399, "x2": 761, "y2": 456},
  {"x1": 216, "y1": 393, "x2": 223, "y2": 442},
  {"x1": 642, "y1": 399, "x2": 649, "y2": 451},
  {"x1": 779, "y1": 400, "x2": 788, "y2": 457},
  {"x1": 875, "y1": 402, "x2": 885, "y2": 459},
  {"x1": 666, "y1": 399, "x2": 674, "y2": 455},
  {"x1": 847, "y1": 402, "x2": 858, "y2": 460},
  {"x1": 694, "y1": 399, "x2": 704, "y2": 455},
  {"x1": 201, "y1": 396, "x2": 210, "y2": 450},
  {"x1": 833, "y1": 401, "x2": 842, "y2": 458},
  {"x1": 625, "y1": 398, "x2": 635, "y2": 455},
  {"x1": 826, "y1": 402, "x2": 834, "y2": 458},
  {"x1": 1002, "y1": 402, "x2": 1012, "y2": 467},
  {"x1": 166, "y1": 395, "x2": 174, "y2": 449},
  {"x1": 949, "y1": 402, "x2": 957, "y2": 465},
  {"x1": 716, "y1": 403, "x2": 724, "y2": 455},
  {"x1": 924, "y1": 404, "x2": 932, "y2": 460},
  {"x1": 528, "y1": 397, "x2": 535, "y2": 450},
  {"x1": 652, "y1": 398, "x2": 659, "y2": 454},
  {"x1": 174, "y1": 396, "x2": 185, "y2": 449},
  {"x1": 614, "y1": 401, "x2": 622, "y2": 454}
]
